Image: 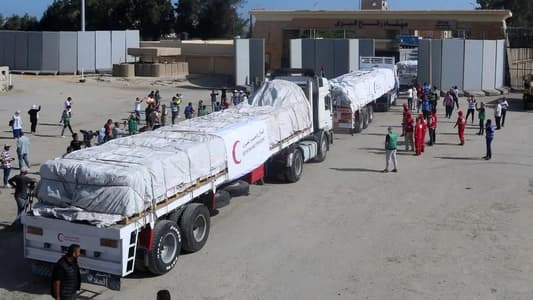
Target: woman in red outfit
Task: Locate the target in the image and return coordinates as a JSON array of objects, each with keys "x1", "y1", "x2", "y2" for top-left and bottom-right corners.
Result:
[
  {"x1": 454, "y1": 110, "x2": 467, "y2": 145},
  {"x1": 414, "y1": 114, "x2": 426, "y2": 155}
]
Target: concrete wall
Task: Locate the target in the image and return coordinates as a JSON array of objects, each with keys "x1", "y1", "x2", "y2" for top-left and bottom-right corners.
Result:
[
  {"x1": 463, "y1": 40, "x2": 483, "y2": 91},
  {"x1": 419, "y1": 39, "x2": 505, "y2": 92},
  {"x1": 235, "y1": 39, "x2": 250, "y2": 86},
  {"x1": 42, "y1": 32, "x2": 60, "y2": 71},
  {"x1": 77, "y1": 31, "x2": 96, "y2": 73},
  {"x1": 0, "y1": 30, "x2": 139, "y2": 73},
  {"x1": 290, "y1": 38, "x2": 363, "y2": 78},
  {"x1": 441, "y1": 39, "x2": 464, "y2": 90}
]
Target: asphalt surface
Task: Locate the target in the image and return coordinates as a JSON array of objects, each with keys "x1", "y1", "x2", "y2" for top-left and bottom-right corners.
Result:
[{"x1": 0, "y1": 76, "x2": 532, "y2": 300}]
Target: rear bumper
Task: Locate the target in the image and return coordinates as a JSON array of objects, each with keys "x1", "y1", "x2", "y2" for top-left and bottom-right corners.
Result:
[{"x1": 31, "y1": 260, "x2": 121, "y2": 290}]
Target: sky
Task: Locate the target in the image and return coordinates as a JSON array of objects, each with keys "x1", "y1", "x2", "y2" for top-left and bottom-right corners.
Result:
[{"x1": 0, "y1": 0, "x2": 474, "y2": 18}]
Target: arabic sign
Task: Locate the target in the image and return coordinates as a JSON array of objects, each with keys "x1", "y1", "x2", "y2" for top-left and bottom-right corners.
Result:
[
  {"x1": 334, "y1": 20, "x2": 409, "y2": 29},
  {"x1": 217, "y1": 119, "x2": 270, "y2": 180}
]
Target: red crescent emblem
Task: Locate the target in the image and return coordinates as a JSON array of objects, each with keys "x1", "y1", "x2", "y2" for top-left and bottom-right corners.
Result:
[
  {"x1": 232, "y1": 141, "x2": 241, "y2": 164},
  {"x1": 57, "y1": 233, "x2": 64, "y2": 242}
]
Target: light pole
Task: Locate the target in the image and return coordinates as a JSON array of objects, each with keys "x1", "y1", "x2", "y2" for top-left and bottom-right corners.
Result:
[{"x1": 81, "y1": 0, "x2": 86, "y2": 31}]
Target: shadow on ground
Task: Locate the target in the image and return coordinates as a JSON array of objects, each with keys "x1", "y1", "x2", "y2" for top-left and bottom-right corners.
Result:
[{"x1": 330, "y1": 167, "x2": 382, "y2": 173}]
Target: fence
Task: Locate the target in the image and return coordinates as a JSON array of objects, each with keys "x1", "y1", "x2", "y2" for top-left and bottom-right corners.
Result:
[{"x1": 507, "y1": 48, "x2": 533, "y2": 89}]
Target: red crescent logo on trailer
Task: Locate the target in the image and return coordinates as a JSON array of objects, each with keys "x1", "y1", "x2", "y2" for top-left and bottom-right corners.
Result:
[
  {"x1": 232, "y1": 141, "x2": 241, "y2": 164},
  {"x1": 57, "y1": 233, "x2": 64, "y2": 242}
]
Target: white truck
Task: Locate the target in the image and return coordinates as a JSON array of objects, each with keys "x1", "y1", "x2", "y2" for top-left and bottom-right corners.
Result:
[
  {"x1": 21, "y1": 70, "x2": 333, "y2": 290},
  {"x1": 331, "y1": 56, "x2": 398, "y2": 134},
  {"x1": 396, "y1": 60, "x2": 418, "y2": 88}
]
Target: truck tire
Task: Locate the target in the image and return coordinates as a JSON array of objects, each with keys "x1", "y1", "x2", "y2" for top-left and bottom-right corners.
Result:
[
  {"x1": 147, "y1": 220, "x2": 181, "y2": 275},
  {"x1": 215, "y1": 190, "x2": 231, "y2": 209},
  {"x1": 222, "y1": 180, "x2": 250, "y2": 197},
  {"x1": 179, "y1": 203, "x2": 210, "y2": 253},
  {"x1": 353, "y1": 116, "x2": 363, "y2": 134},
  {"x1": 362, "y1": 109, "x2": 369, "y2": 129},
  {"x1": 368, "y1": 105, "x2": 374, "y2": 123},
  {"x1": 285, "y1": 148, "x2": 303, "y2": 183},
  {"x1": 313, "y1": 131, "x2": 328, "y2": 163}
]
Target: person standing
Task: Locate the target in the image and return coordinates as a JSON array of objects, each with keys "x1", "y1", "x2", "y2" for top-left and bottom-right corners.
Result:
[
  {"x1": 407, "y1": 86, "x2": 414, "y2": 111},
  {"x1": 8, "y1": 167, "x2": 36, "y2": 223},
  {"x1": 404, "y1": 112, "x2": 415, "y2": 152},
  {"x1": 60, "y1": 109, "x2": 74, "y2": 137},
  {"x1": 494, "y1": 100, "x2": 502, "y2": 129},
  {"x1": 16, "y1": 132, "x2": 30, "y2": 169},
  {"x1": 184, "y1": 102, "x2": 194, "y2": 119},
  {"x1": 414, "y1": 114, "x2": 426, "y2": 155},
  {"x1": 134, "y1": 97, "x2": 143, "y2": 120},
  {"x1": 128, "y1": 113, "x2": 138, "y2": 135},
  {"x1": 154, "y1": 90, "x2": 161, "y2": 107},
  {"x1": 476, "y1": 102, "x2": 486, "y2": 135},
  {"x1": 161, "y1": 104, "x2": 167, "y2": 126},
  {"x1": 231, "y1": 90, "x2": 239, "y2": 106},
  {"x1": 197, "y1": 100, "x2": 204, "y2": 113},
  {"x1": 210, "y1": 89, "x2": 218, "y2": 112},
  {"x1": 484, "y1": 119, "x2": 495, "y2": 160},
  {"x1": 1, "y1": 144, "x2": 14, "y2": 187},
  {"x1": 198, "y1": 105, "x2": 208, "y2": 117},
  {"x1": 401, "y1": 103, "x2": 409, "y2": 137},
  {"x1": 27, "y1": 105, "x2": 41, "y2": 134},
  {"x1": 382, "y1": 127, "x2": 398, "y2": 173},
  {"x1": 10, "y1": 111, "x2": 23, "y2": 138},
  {"x1": 465, "y1": 96, "x2": 476, "y2": 124},
  {"x1": 170, "y1": 97, "x2": 180, "y2": 125},
  {"x1": 104, "y1": 119, "x2": 113, "y2": 141},
  {"x1": 214, "y1": 102, "x2": 221, "y2": 112},
  {"x1": 500, "y1": 98, "x2": 509, "y2": 127},
  {"x1": 454, "y1": 110, "x2": 467, "y2": 145},
  {"x1": 443, "y1": 92, "x2": 454, "y2": 119},
  {"x1": 428, "y1": 109, "x2": 437, "y2": 146},
  {"x1": 421, "y1": 95, "x2": 431, "y2": 124},
  {"x1": 452, "y1": 86, "x2": 460, "y2": 109},
  {"x1": 51, "y1": 244, "x2": 82, "y2": 300}
]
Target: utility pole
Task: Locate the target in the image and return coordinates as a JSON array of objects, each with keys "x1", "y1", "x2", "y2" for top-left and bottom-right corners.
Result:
[{"x1": 81, "y1": 0, "x2": 86, "y2": 31}]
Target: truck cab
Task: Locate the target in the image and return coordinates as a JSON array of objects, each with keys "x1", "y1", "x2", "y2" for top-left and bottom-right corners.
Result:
[{"x1": 267, "y1": 68, "x2": 333, "y2": 134}]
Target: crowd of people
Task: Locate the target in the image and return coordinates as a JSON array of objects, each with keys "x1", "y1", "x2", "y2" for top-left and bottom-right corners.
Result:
[{"x1": 384, "y1": 82, "x2": 509, "y2": 172}]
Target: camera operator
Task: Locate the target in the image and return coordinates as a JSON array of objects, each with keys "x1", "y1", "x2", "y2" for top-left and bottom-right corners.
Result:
[{"x1": 8, "y1": 167, "x2": 36, "y2": 225}]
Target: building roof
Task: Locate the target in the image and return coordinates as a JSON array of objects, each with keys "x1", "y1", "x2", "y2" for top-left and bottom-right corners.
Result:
[{"x1": 250, "y1": 9, "x2": 512, "y2": 23}]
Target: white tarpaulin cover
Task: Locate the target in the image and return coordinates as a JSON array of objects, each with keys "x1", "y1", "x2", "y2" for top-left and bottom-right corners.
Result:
[
  {"x1": 35, "y1": 79, "x2": 311, "y2": 224},
  {"x1": 330, "y1": 68, "x2": 396, "y2": 111}
]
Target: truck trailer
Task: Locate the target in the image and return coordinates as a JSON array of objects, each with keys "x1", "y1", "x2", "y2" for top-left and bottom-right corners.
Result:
[
  {"x1": 22, "y1": 72, "x2": 333, "y2": 290},
  {"x1": 331, "y1": 57, "x2": 398, "y2": 134}
]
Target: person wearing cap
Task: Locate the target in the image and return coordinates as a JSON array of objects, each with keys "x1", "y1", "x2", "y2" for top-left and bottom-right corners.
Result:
[
  {"x1": 8, "y1": 166, "x2": 36, "y2": 224},
  {"x1": 1, "y1": 144, "x2": 15, "y2": 187},
  {"x1": 383, "y1": 126, "x2": 398, "y2": 173},
  {"x1": 10, "y1": 110, "x2": 23, "y2": 138},
  {"x1": 27, "y1": 105, "x2": 41, "y2": 134}
]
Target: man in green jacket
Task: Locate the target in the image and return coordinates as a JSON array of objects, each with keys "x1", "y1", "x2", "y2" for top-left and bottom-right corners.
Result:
[{"x1": 383, "y1": 126, "x2": 398, "y2": 173}]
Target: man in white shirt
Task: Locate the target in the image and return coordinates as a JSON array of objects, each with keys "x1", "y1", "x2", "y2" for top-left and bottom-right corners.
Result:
[
  {"x1": 11, "y1": 111, "x2": 23, "y2": 138},
  {"x1": 499, "y1": 98, "x2": 509, "y2": 127}
]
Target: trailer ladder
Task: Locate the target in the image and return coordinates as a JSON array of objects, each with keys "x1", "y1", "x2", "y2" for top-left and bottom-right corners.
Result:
[{"x1": 126, "y1": 229, "x2": 139, "y2": 274}]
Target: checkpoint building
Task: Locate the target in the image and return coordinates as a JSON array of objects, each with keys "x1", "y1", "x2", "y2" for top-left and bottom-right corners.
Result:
[{"x1": 250, "y1": 4, "x2": 512, "y2": 69}]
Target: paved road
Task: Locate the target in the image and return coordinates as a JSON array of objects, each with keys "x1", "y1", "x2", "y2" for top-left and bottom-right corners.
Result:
[{"x1": 1, "y1": 77, "x2": 532, "y2": 299}]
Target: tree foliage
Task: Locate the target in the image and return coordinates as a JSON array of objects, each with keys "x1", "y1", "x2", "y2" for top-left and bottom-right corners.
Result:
[
  {"x1": 175, "y1": 0, "x2": 248, "y2": 39},
  {"x1": 1, "y1": 0, "x2": 246, "y2": 40},
  {"x1": 476, "y1": 0, "x2": 533, "y2": 26}
]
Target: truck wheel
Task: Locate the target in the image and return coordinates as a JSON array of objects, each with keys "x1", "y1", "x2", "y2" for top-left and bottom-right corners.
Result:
[
  {"x1": 285, "y1": 148, "x2": 303, "y2": 183},
  {"x1": 313, "y1": 132, "x2": 328, "y2": 163},
  {"x1": 215, "y1": 190, "x2": 231, "y2": 209},
  {"x1": 222, "y1": 180, "x2": 250, "y2": 197},
  {"x1": 368, "y1": 105, "x2": 374, "y2": 123},
  {"x1": 353, "y1": 118, "x2": 363, "y2": 134},
  {"x1": 180, "y1": 204, "x2": 210, "y2": 253},
  {"x1": 147, "y1": 220, "x2": 181, "y2": 275},
  {"x1": 362, "y1": 109, "x2": 369, "y2": 129}
]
